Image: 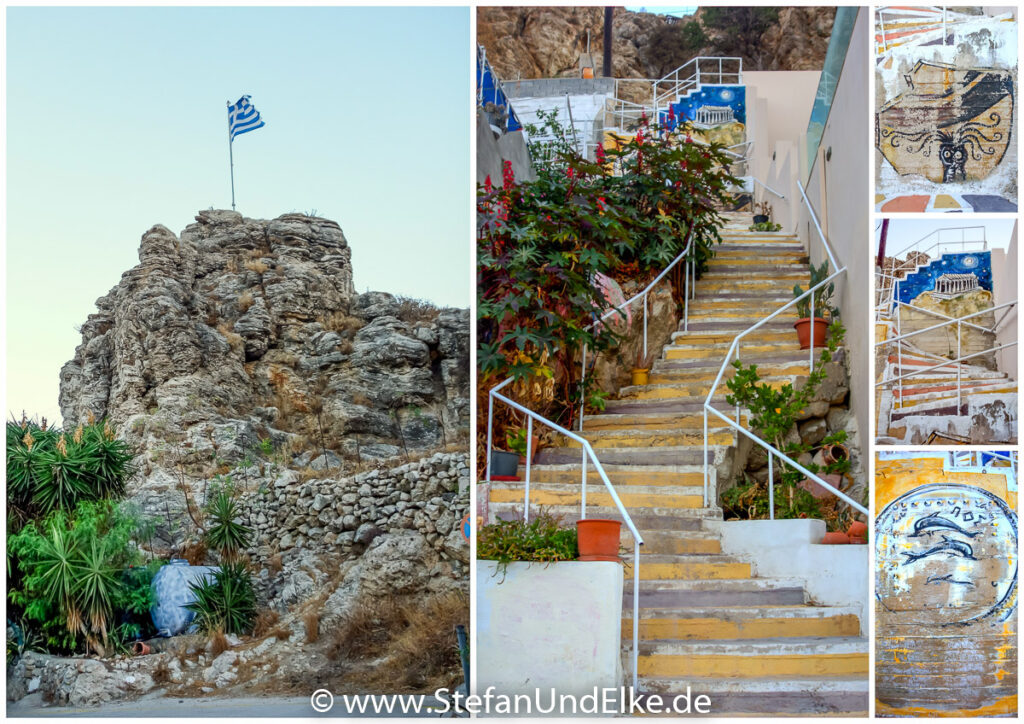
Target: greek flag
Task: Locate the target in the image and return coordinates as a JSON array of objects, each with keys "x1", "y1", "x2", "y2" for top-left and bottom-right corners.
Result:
[{"x1": 228, "y1": 95, "x2": 265, "y2": 140}]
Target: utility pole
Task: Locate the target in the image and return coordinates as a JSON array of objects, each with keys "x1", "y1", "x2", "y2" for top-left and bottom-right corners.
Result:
[{"x1": 602, "y1": 7, "x2": 613, "y2": 77}]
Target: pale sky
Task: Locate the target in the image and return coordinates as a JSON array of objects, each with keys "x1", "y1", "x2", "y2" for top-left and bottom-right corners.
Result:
[{"x1": 5, "y1": 6, "x2": 471, "y2": 425}]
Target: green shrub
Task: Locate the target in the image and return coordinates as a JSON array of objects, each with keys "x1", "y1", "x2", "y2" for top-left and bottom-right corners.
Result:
[
  {"x1": 477, "y1": 512, "x2": 578, "y2": 578},
  {"x1": 7, "y1": 418, "x2": 133, "y2": 522},
  {"x1": 186, "y1": 560, "x2": 257, "y2": 635},
  {"x1": 749, "y1": 221, "x2": 782, "y2": 232},
  {"x1": 7, "y1": 500, "x2": 153, "y2": 655},
  {"x1": 203, "y1": 484, "x2": 252, "y2": 560}
]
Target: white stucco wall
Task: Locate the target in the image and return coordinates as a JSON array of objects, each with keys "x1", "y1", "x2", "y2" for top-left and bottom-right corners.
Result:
[
  {"x1": 991, "y1": 226, "x2": 1018, "y2": 375},
  {"x1": 795, "y1": 7, "x2": 871, "y2": 471},
  {"x1": 707, "y1": 519, "x2": 870, "y2": 635},
  {"x1": 476, "y1": 560, "x2": 623, "y2": 708}
]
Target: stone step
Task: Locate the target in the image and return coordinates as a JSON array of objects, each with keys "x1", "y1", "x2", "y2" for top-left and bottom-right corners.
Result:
[
  {"x1": 634, "y1": 558, "x2": 752, "y2": 581},
  {"x1": 891, "y1": 383, "x2": 1017, "y2": 408},
  {"x1": 536, "y1": 445, "x2": 729, "y2": 467},
  {"x1": 625, "y1": 605, "x2": 862, "y2": 641},
  {"x1": 580, "y1": 410, "x2": 746, "y2": 432},
  {"x1": 637, "y1": 637, "x2": 869, "y2": 678},
  {"x1": 702, "y1": 267, "x2": 808, "y2": 280},
  {"x1": 620, "y1": 379, "x2": 792, "y2": 400},
  {"x1": 678, "y1": 319, "x2": 799, "y2": 334},
  {"x1": 554, "y1": 429, "x2": 735, "y2": 449},
  {"x1": 488, "y1": 483, "x2": 705, "y2": 510},
  {"x1": 648, "y1": 364, "x2": 810, "y2": 385},
  {"x1": 665, "y1": 342, "x2": 802, "y2": 360},
  {"x1": 639, "y1": 530, "x2": 723, "y2": 555},
  {"x1": 696, "y1": 280, "x2": 805, "y2": 295},
  {"x1": 637, "y1": 676, "x2": 869, "y2": 716},
  {"x1": 521, "y1": 465, "x2": 707, "y2": 488},
  {"x1": 671, "y1": 328, "x2": 795, "y2": 345},
  {"x1": 623, "y1": 578, "x2": 807, "y2": 607},
  {"x1": 713, "y1": 250, "x2": 808, "y2": 261},
  {"x1": 490, "y1": 505, "x2": 723, "y2": 530},
  {"x1": 653, "y1": 348, "x2": 826, "y2": 372},
  {"x1": 893, "y1": 379, "x2": 1014, "y2": 398}
]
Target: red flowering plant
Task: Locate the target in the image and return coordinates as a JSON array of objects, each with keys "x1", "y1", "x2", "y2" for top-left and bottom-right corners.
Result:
[
  {"x1": 478, "y1": 148, "x2": 634, "y2": 447},
  {"x1": 600, "y1": 114, "x2": 740, "y2": 286}
]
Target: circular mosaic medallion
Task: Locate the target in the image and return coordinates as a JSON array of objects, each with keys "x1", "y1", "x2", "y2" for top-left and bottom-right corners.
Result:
[{"x1": 875, "y1": 483, "x2": 1017, "y2": 626}]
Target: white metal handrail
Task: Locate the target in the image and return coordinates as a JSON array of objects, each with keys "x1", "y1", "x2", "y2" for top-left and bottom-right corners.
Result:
[
  {"x1": 702, "y1": 181, "x2": 867, "y2": 518},
  {"x1": 874, "y1": 300, "x2": 1018, "y2": 413},
  {"x1": 890, "y1": 225, "x2": 987, "y2": 261},
  {"x1": 750, "y1": 176, "x2": 786, "y2": 199},
  {"x1": 652, "y1": 56, "x2": 744, "y2": 109},
  {"x1": 485, "y1": 377, "x2": 645, "y2": 692},
  {"x1": 579, "y1": 233, "x2": 697, "y2": 431}
]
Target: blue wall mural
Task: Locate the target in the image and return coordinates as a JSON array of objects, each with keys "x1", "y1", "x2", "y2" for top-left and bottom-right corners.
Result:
[
  {"x1": 661, "y1": 85, "x2": 746, "y2": 127},
  {"x1": 477, "y1": 51, "x2": 522, "y2": 132},
  {"x1": 895, "y1": 251, "x2": 992, "y2": 306}
]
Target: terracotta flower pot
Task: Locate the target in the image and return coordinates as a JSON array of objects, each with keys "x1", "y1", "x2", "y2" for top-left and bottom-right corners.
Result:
[
  {"x1": 577, "y1": 519, "x2": 621, "y2": 561},
  {"x1": 518, "y1": 435, "x2": 541, "y2": 465},
  {"x1": 847, "y1": 520, "x2": 867, "y2": 539},
  {"x1": 631, "y1": 368, "x2": 650, "y2": 386},
  {"x1": 131, "y1": 641, "x2": 151, "y2": 656},
  {"x1": 794, "y1": 317, "x2": 829, "y2": 349},
  {"x1": 822, "y1": 531, "x2": 850, "y2": 544},
  {"x1": 823, "y1": 443, "x2": 850, "y2": 467},
  {"x1": 849, "y1": 535, "x2": 867, "y2": 544}
]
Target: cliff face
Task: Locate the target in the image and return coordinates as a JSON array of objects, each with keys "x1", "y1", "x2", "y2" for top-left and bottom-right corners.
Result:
[
  {"x1": 59, "y1": 210, "x2": 469, "y2": 538},
  {"x1": 478, "y1": 6, "x2": 836, "y2": 80}
]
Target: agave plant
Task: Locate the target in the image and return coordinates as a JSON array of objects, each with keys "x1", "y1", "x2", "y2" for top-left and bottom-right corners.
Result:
[
  {"x1": 186, "y1": 561, "x2": 256, "y2": 635},
  {"x1": 203, "y1": 487, "x2": 253, "y2": 560}
]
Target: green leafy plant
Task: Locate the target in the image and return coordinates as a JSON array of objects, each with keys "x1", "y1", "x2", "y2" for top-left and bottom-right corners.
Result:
[
  {"x1": 724, "y1": 320, "x2": 848, "y2": 520},
  {"x1": 749, "y1": 221, "x2": 782, "y2": 232},
  {"x1": 505, "y1": 429, "x2": 529, "y2": 457},
  {"x1": 7, "y1": 500, "x2": 152, "y2": 655},
  {"x1": 203, "y1": 484, "x2": 253, "y2": 561},
  {"x1": 7, "y1": 417, "x2": 133, "y2": 523},
  {"x1": 793, "y1": 260, "x2": 836, "y2": 320},
  {"x1": 477, "y1": 512, "x2": 578, "y2": 578},
  {"x1": 186, "y1": 560, "x2": 257, "y2": 635}
]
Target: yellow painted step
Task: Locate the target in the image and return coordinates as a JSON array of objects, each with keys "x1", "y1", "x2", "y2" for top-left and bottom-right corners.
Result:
[
  {"x1": 488, "y1": 488, "x2": 703, "y2": 509},
  {"x1": 640, "y1": 534, "x2": 722, "y2": 555},
  {"x1": 559, "y1": 430, "x2": 734, "y2": 448},
  {"x1": 650, "y1": 365, "x2": 810, "y2": 383},
  {"x1": 528, "y1": 469, "x2": 704, "y2": 487},
  {"x1": 666, "y1": 344, "x2": 800, "y2": 360},
  {"x1": 894, "y1": 385, "x2": 1017, "y2": 409},
  {"x1": 639, "y1": 561, "x2": 751, "y2": 580},
  {"x1": 626, "y1": 381, "x2": 787, "y2": 399},
  {"x1": 637, "y1": 652, "x2": 868, "y2": 678},
  {"x1": 625, "y1": 614, "x2": 861, "y2": 641},
  {"x1": 582, "y1": 414, "x2": 746, "y2": 431}
]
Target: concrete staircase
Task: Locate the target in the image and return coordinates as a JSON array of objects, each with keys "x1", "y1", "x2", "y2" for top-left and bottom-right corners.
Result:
[
  {"x1": 876, "y1": 347, "x2": 1018, "y2": 444},
  {"x1": 486, "y1": 213, "x2": 868, "y2": 715}
]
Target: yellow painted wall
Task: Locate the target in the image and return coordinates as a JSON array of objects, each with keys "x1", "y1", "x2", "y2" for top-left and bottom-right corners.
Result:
[{"x1": 875, "y1": 456, "x2": 1018, "y2": 717}]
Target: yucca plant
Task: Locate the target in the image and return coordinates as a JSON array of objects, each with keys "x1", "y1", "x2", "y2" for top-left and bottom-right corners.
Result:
[
  {"x1": 204, "y1": 487, "x2": 253, "y2": 560},
  {"x1": 186, "y1": 561, "x2": 257, "y2": 635}
]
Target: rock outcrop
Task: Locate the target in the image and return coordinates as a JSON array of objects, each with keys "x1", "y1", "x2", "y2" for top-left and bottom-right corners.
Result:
[
  {"x1": 477, "y1": 7, "x2": 836, "y2": 81},
  {"x1": 58, "y1": 210, "x2": 469, "y2": 545}
]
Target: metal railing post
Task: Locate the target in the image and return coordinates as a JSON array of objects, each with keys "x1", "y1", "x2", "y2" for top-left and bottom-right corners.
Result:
[
  {"x1": 768, "y1": 451, "x2": 774, "y2": 521},
  {"x1": 956, "y1": 320, "x2": 962, "y2": 411},
  {"x1": 580, "y1": 446, "x2": 588, "y2": 520},
  {"x1": 524, "y1": 416, "x2": 533, "y2": 523},
  {"x1": 486, "y1": 393, "x2": 494, "y2": 482},
  {"x1": 580, "y1": 343, "x2": 587, "y2": 432},
  {"x1": 810, "y1": 290, "x2": 816, "y2": 372},
  {"x1": 643, "y1": 295, "x2": 648, "y2": 361},
  {"x1": 703, "y1": 407, "x2": 709, "y2": 507},
  {"x1": 632, "y1": 545, "x2": 640, "y2": 693}
]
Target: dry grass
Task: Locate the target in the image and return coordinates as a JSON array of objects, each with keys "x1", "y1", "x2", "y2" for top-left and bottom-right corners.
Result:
[
  {"x1": 180, "y1": 540, "x2": 208, "y2": 566},
  {"x1": 326, "y1": 591, "x2": 468, "y2": 692},
  {"x1": 245, "y1": 259, "x2": 269, "y2": 275},
  {"x1": 238, "y1": 291, "x2": 254, "y2": 312},
  {"x1": 395, "y1": 296, "x2": 441, "y2": 325},
  {"x1": 226, "y1": 257, "x2": 240, "y2": 273},
  {"x1": 350, "y1": 391, "x2": 373, "y2": 408},
  {"x1": 252, "y1": 609, "x2": 281, "y2": 638},
  {"x1": 320, "y1": 311, "x2": 364, "y2": 334},
  {"x1": 217, "y1": 323, "x2": 245, "y2": 354},
  {"x1": 151, "y1": 657, "x2": 173, "y2": 685},
  {"x1": 338, "y1": 339, "x2": 353, "y2": 355},
  {"x1": 208, "y1": 630, "x2": 230, "y2": 657},
  {"x1": 267, "y1": 554, "x2": 283, "y2": 575},
  {"x1": 303, "y1": 610, "x2": 320, "y2": 644}
]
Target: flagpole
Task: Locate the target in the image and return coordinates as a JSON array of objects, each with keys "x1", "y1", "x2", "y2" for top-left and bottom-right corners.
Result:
[{"x1": 227, "y1": 101, "x2": 236, "y2": 211}]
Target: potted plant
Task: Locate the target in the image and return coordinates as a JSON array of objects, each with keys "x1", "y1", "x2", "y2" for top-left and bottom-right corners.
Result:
[
  {"x1": 488, "y1": 448, "x2": 519, "y2": 478},
  {"x1": 506, "y1": 428, "x2": 540, "y2": 466},
  {"x1": 631, "y1": 350, "x2": 654, "y2": 386},
  {"x1": 793, "y1": 260, "x2": 835, "y2": 349},
  {"x1": 477, "y1": 512, "x2": 578, "y2": 578},
  {"x1": 752, "y1": 200, "x2": 771, "y2": 225},
  {"x1": 576, "y1": 518, "x2": 622, "y2": 561}
]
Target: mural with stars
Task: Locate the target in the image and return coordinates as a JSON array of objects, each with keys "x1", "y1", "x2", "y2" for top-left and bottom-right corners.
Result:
[
  {"x1": 664, "y1": 84, "x2": 746, "y2": 127},
  {"x1": 894, "y1": 250, "x2": 992, "y2": 306}
]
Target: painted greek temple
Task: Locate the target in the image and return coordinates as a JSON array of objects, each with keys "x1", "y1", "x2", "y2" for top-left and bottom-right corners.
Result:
[
  {"x1": 932, "y1": 272, "x2": 981, "y2": 299},
  {"x1": 693, "y1": 104, "x2": 736, "y2": 127}
]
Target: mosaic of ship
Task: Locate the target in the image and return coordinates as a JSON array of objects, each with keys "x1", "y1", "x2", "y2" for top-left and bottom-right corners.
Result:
[{"x1": 876, "y1": 60, "x2": 1014, "y2": 183}]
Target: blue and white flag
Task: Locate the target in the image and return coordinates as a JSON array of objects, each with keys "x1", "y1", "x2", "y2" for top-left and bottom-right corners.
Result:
[{"x1": 228, "y1": 95, "x2": 265, "y2": 141}]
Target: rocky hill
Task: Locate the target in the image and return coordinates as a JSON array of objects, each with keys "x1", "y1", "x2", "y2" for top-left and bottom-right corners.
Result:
[
  {"x1": 477, "y1": 6, "x2": 836, "y2": 80},
  {"x1": 59, "y1": 210, "x2": 469, "y2": 543},
  {"x1": 17, "y1": 209, "x2": 472, "y2": 705}
]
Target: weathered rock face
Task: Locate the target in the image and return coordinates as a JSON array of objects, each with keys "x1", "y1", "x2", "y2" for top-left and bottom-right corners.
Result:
[
  {"x1": 58, "y1": 210, "x2": 469, "y2": 539},
  {"x1": 477, "y1": 7, "x2": 835, "y2": 82}
]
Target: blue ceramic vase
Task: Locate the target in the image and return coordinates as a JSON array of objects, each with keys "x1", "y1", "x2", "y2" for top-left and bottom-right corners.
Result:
[{"x1": 150, "y1": 559, "x2": 220, "y2": 636}]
